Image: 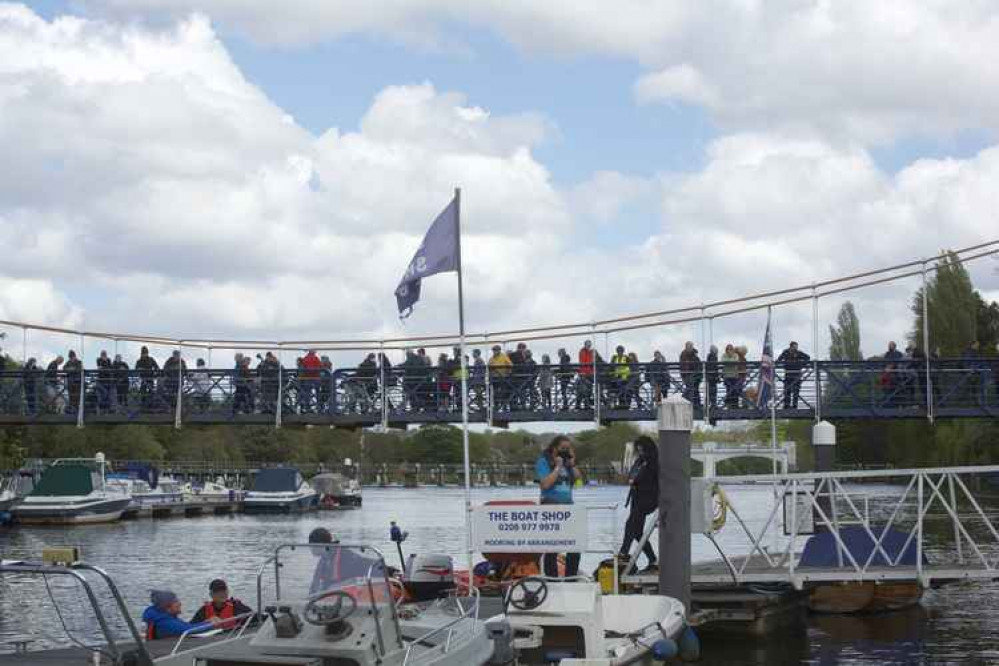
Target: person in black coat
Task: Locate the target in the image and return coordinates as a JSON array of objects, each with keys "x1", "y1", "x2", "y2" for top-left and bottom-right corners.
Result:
[
  {"x1": 22, "y1": 358, "x2": 38, "y2": 415},
  {"x1": 112, "y1": 355, "x2": 130, "y2": 409},
  {"x1": 619, "y1": 435, "x2": 659, "y2": 571},
  {"x1": 777, "y1": 341, "x2": 810, "y2": 409}
]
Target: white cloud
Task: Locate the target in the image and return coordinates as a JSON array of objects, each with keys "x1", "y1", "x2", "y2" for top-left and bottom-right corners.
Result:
[
  {"x1": 0, "y1": 5, "x2": 576, "y2": 348},
  {"x1": 1, "y1": 5, "x2": 997, "y2": 368},
  {"x1": 634, "y1": 64, "x2": 718, "y2": 108},
  {"x1": 85, "y1": 0, "x2": 999, "y2": 143},
  {"x1": 569, "y1": 171, "x2": 657, "y2": 226},
  {"x1": 0, "y1": 277, "x2": 82, "y2": 329}
]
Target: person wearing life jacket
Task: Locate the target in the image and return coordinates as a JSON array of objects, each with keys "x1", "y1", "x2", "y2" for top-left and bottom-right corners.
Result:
[
  {"x1": 610, "y1": 345, "x2": 631, "y2": 408},
  {"x1": 190, "y1": 579, "x2": 254, "y2": 631},
  {"x1": 308, "y1": 527, "x2": 384, "y2": 596},
  {"x1": 142, "y1": 589, "x2": 219, "y2": 641}
]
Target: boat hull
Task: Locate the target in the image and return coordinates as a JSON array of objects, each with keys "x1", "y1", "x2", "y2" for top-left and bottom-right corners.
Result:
[
  {"x1": 13, "y1": 497, "x2": 132, "y2": 525},
  {"x1": 243, "y1": 492, "x2": 318, "y2": 514}
]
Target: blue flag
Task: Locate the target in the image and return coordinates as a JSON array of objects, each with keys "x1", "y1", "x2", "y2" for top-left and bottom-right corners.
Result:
[
  {"x1": 395, "y1": 197, "x2": 460, "y2": 317},
  {"x1": 757, "y1": 308, "x2": 774, "y2": 409}
]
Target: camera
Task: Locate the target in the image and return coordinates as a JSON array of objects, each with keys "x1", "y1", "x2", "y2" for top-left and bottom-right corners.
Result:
[{"x1": 558, "y1": 449, "x2": 573, "y2": 466}]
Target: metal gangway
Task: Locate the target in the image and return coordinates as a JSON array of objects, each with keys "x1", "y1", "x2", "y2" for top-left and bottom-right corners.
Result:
[{"x1": 622, "y1": 465, "x2": 999, "y2": 589}]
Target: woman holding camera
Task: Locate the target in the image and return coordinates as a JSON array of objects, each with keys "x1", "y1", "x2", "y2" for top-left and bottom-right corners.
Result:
[
  {"x1": 619, "y1": 435, "x2": 659, "y2": 572},
  {"x1": 535, "y1": 435, "x2": 582, "y2": 578}
]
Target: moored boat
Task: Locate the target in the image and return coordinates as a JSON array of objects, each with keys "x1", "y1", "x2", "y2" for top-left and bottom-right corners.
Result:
[
  {"x1": 312, "y1": 471, "x2": 363, "y2": 509},
  {"x1": 12, "y1": 453, "x2": 131, "y2": 525},
  {"x1": 186, "y1": 477, "x2": 240, "y2": 504},
  {"x1": 243, "y1": 467, "x2": 318, "y2": 513}
]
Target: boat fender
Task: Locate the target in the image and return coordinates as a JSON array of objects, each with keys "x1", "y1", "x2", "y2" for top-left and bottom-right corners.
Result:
[
  {"x1": 678, "y1": 625, "x2": 700, "y2": 662},
  {"x1": 652, "y1": 637, "x2": 678, "y2": 661},
  {"x1": 484, "y1": 618, "x2": 516, "y2": 665}
]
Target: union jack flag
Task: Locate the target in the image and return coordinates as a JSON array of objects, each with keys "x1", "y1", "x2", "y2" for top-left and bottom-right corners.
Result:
[{"x1": 756, "y1": 308, "x2": 774, "y2": 409}]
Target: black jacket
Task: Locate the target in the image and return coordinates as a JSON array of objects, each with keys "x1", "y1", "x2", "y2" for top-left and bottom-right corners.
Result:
[
  {"x1": 626, "y1": 456, "x2": 659, "y2": 511},
  {"x1": 777, "y1": 348, "x2": 810, "y2": 373}
]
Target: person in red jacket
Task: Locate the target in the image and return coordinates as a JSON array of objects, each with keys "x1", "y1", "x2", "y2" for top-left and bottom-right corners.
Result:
[
  {"x1": 300, "y1": 349, "x2": 322, "y2": 413},
  {"x1": 576, "y1": 340, "x2": 596, "y2": 409},
  {"x1": 190, "y1": 579, "x2": 254, "y2": 630}
]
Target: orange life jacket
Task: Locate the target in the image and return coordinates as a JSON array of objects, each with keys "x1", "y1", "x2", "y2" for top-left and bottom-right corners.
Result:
[{"x1": 202, "y1": 599, "x2": 237, "y2": 630}]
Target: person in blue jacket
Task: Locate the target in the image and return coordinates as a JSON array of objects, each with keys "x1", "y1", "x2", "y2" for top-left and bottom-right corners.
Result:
[
  {"x1": 142, "y1": 589, "x2": 220, "y2": 640},
  {"x1": 535, "y1": 435, "x2": 582, "y2": 578}
]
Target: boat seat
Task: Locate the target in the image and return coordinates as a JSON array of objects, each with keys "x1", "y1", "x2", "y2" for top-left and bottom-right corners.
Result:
[{"x1": 600, "y1": 595, "x2": 683, "y2": 637}]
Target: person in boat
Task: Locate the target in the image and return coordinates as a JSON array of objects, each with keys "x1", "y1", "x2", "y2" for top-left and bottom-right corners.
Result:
[
  {"x1": 308, "y1": 527, "x2": 383, "y2": 595},
  {"x1": 190, "y1": 579, "x2": 254, "y2": 630},
  {"x1": 142, "y1": 589, "x2": 221, "y2": 640},
  {"x1": 619, "y1": 435, "x2": 659, "y2": 572},
  {"x1": 535, "y1": 435, "x2": 582, "y2": 578}
]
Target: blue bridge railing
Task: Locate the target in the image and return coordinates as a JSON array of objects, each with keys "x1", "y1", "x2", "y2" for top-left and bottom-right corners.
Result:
[{"x1": 0, "y1": 360, "x2": 996, "y2": 426}]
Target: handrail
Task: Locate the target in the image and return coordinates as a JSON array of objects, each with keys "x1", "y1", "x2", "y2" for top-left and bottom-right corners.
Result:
[
  {"x1": 402, "y1": 587, "x2": 481, "y2": 666},
  {"x1": 70, "y1": 563, "x2": 153, "y2": 664},
  {"x1": 0, "y1": 241, "x2": 995, "y2": 348},
  {"x1": 0, "y1": 561, "x2": 155, "y2": 666},
  {"x1": 169, "y1": 610, "x2": 256, "y2": 656}
]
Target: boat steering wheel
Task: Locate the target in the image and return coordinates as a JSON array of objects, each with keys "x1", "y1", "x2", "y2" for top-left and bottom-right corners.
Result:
[
  {"x1": 303, "y1": 589, "x2": 357, "y2": 626},
  {"x1": 505, "y1": 577, "x2": 549, "y2": 611}
]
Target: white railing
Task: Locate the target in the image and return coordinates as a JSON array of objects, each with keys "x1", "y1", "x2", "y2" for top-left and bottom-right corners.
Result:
[{"x1": 623, "y1": 465, "x2": 999, "y2": 588}]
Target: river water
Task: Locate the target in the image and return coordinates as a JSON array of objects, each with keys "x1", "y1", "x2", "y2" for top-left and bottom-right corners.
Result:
[{"x1": 1, "y1": 484, "x2": 998, "y2": 664}]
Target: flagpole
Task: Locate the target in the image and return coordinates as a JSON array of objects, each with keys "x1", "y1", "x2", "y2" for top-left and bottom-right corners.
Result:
[
  {"x1": 768, "y1": 306, "x2": 779, "y2": 551},
  {"x1": 454, "y1": 186, "x2": 474, "y2": 584}
]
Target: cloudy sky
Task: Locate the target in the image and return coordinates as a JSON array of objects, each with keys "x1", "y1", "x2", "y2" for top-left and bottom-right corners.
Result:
[{"x1": 1, "y1": 1, "x2": 997, "y2": 364}]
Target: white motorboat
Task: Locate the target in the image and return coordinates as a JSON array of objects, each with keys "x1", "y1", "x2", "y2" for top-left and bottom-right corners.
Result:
[
  {"x1": 503, "y1": 576, "x2": 688, "y2": 664},
  {"x1": 313, "y1": 472, "x2": 363, "y2": 509},
  {"x1": 185, "y1": 477, "x2": 238, "y2": 504},
  {"x1": 243, "y1": 467, "x2": 318, "y2": 513},
  {"x1": 0, "y1": 476, "x2": 19, "y2": 513},
  {"x1": 149, "y1": 542, "x2": 502, "y2": 666},
  {"x1": 12, "y1": 453, "x2": 132, "y2": 525},
  {"x1": 108, "y1": 474, "x2": 186, "y2": 508}
]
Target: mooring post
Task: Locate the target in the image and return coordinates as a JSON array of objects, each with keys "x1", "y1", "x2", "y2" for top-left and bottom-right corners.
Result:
[
  {"x1": 658, "y1": 394, "x2": 693, "y2": 611},
  {"x1": 812, "y1": 421, "x2": 837, "y2": 534}
]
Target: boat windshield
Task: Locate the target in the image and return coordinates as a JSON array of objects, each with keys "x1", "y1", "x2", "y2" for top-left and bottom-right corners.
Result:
[
  {"x1": 252, "y1": 468, "x2": 301, "y2": 492},
  {"x1": 270, "y1": 544, "x2": 391, "y2": 606},
  {"x1": 30, "y1": 465, "x2": 96, "y2": 496}
]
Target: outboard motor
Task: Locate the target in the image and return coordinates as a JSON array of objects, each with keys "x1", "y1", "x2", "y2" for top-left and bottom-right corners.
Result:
[
  {"x1": 485, "y1": 618, "x2": 516, "y2": 665},
  {"x1": 404, "y1": 554, "x2": 454, "y2": 601}
]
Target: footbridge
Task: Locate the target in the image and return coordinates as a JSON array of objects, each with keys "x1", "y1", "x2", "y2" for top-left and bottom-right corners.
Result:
[
  {"x1": 0, "y1": 241, "x2": 996, "y2": 428},
  {"x1": 693, "y1": 441, "x2": 797, "y2": 477},
  {"x1": 0, "y1": 359, "x2": 995, "y2": 427}
]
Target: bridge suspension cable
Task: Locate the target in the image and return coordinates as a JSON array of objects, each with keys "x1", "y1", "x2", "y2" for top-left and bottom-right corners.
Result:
[{"x1": 0, "y1": 239, "x2": 996, "y2": 351}]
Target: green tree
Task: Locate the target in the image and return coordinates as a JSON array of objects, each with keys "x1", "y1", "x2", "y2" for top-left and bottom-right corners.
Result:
[
  {"x1": 407, "y1": 425, "x2": 462, "y2": 464},
  {"x1": 976, "y1": 293, "x2": 999, "y2": 352},
  {"x1": 829, "y1": 301, "x2": 862, "y2": 360},
  {"x1": 911, "y1": 251, "x2": 978, "y2": 356}
]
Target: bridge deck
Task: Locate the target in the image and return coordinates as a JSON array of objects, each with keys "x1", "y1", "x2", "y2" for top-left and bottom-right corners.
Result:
[{"x1": 0, "y1": 359, "x2": 996, "y2": 425}]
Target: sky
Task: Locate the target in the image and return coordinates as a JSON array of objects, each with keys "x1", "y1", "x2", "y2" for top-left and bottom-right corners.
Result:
[{"x1": 1, "y1": 0, "x2": 998, "y2": 367}]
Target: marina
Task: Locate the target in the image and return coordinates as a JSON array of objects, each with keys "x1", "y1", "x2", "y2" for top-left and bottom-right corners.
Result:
[{"x1": 3, "y1": 475, "x2": 999, "y2": 663}]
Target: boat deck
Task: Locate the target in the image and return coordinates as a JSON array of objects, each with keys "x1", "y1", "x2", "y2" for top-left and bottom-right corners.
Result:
[{"x1": 1, "y1": 634, "x2": 235, "y2": 665}]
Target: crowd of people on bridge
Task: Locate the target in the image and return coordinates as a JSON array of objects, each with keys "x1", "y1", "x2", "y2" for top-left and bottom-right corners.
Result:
[{"x1": 1, "y1": 335, "x2": 997, "y2": 418}]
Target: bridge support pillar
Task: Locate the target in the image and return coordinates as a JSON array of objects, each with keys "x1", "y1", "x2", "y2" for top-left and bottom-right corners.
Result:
[{"x1": 658, "y1": 395, "x2": 693, "y2": 611}]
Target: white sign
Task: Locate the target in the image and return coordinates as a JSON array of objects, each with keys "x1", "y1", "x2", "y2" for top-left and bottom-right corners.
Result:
[{"x1": 471, "y1": 504, "x2": 588, "y2": 553}]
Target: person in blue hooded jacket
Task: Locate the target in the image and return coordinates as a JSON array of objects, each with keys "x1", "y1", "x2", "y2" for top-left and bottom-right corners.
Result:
[{"x1": 142, "y1": 589, "x2": 220, "y2": 640}]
